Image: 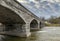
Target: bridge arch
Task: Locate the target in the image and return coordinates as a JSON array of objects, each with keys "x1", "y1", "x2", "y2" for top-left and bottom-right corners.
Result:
[
  {"x1": 0, "y1": 5, "x2": 26, "y2": 31},
  {"x1": 30, "y1": 19, "x2": 38, "y2": 30}
]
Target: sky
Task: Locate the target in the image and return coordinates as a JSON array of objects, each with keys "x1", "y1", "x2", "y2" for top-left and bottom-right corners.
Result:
[
  {"x1": 17, "y1": 0, "x2": 60, "y2": 19},
  {"x1": 17, "y1": 0, "x2": 60, "y2": 3}
]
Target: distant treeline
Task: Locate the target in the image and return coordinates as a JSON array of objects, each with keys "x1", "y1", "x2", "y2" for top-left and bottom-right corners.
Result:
[{"x1": 47, "y1": 16, "x2": 60, "y2": 24}]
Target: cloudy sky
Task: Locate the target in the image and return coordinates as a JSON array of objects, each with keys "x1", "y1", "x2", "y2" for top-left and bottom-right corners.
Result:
[
  {"x1": 17, "y1": 0, "x2": 60, "y2": 2},
  {"x1": 17, "y1": 0, "x2": 60, "y2": 19}
]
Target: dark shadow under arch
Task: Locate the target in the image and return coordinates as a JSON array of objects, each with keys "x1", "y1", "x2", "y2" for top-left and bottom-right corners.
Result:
[
  {"x1": 40, "y1": 22, "x2": 44, "y2": 28},
  {"x1": 40, "y1": 22, "x2": 42, "y2": 28},
  {"x1": 30, "y1": 19, "x2": 38, "y2": 29},
  {"x1": 0, "y1": 5, "x2": 26, "y2": 31}
]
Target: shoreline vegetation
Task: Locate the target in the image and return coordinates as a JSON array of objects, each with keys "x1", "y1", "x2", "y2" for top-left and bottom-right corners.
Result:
[
  {"x1": 45, "y1": 23, "x2": 60, "y2": 27},
  {"x1": 45, "y1": 16, "x2": 60, "y2": 27}
]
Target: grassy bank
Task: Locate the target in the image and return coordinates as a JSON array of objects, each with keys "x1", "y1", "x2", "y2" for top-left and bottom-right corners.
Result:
[{"x1": 45, "y1": 23, "x2": 60, "y2": 27}]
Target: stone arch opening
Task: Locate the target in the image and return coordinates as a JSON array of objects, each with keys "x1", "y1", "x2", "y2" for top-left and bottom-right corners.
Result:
[
  {"x1": 0, "y1": 5, "x2": 26, "y2": 32},
  {"x1": 30, "y1": 19, "x2": 38, "y2": 29}
]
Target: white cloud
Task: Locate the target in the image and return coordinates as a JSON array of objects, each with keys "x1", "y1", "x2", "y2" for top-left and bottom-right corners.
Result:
[
  {"x1": 40, "y1": 0, "x2": 54, "y2": 3},
  {"x1": 29, "y1": 0, "x2": 34, "y2": 2},
  {"x1": 42, "y1": 0, "x2": 60, "y2": 3},
  {"x1": 29, "y1": 0, "x2": 60, "y2": 3},
  {"x1": 17, "y1": 0, "x2": 60, "y2": 4},
  {"x1": 28, "y1": 0, "x2": 40, "y2": 8},
  {"x1": 47, "y1": 3, "x2": 58, "y2": 15},
  {"x1": 29, "y1": 0, "x2": 38, "y2": 3},
  {"x1": 35, "y1": 4, "x2": 40, "y2": 8},
  {"x1": 17, "y1": 0, "x2": 28, "y2": 3},
  {"x1": 55, "y1": 0, "x2": 60, "y2": 2}
]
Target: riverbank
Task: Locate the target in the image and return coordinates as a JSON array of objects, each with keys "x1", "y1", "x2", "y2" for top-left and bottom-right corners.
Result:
[{"x1": 45, "y1": 24, "x2": 60, "y2": 27}]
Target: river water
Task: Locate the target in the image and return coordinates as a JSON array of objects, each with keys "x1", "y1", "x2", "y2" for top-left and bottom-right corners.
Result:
[{"x1": 0, "y1": 27, "x2": 60, "y2": 41}]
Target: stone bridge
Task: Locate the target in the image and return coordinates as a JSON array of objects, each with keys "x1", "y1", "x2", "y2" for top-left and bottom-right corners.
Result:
[{"x1": 0, "y1": 0, "x2": 44, "y2": 37}]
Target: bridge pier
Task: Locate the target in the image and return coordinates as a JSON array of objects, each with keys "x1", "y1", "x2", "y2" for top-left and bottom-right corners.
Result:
[
  {"x1": 39, "y1": 22, "x2": 44, "y2": 29},
  {"x1": 9, "y1": 24, "x2": 31, "y2": 37},
  {"x1": 0, "y1": 23, "x2": 31, "y2": 37}
]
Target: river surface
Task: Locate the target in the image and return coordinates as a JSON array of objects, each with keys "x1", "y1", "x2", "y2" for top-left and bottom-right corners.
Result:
[{"x1": 0, "y1": 27, "x2": 60, "y2": 41}]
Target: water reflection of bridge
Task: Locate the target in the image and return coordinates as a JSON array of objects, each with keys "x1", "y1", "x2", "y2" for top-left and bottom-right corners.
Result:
[{"x1": 0, "y1": 0, "x2": 44, "y2": 37}]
